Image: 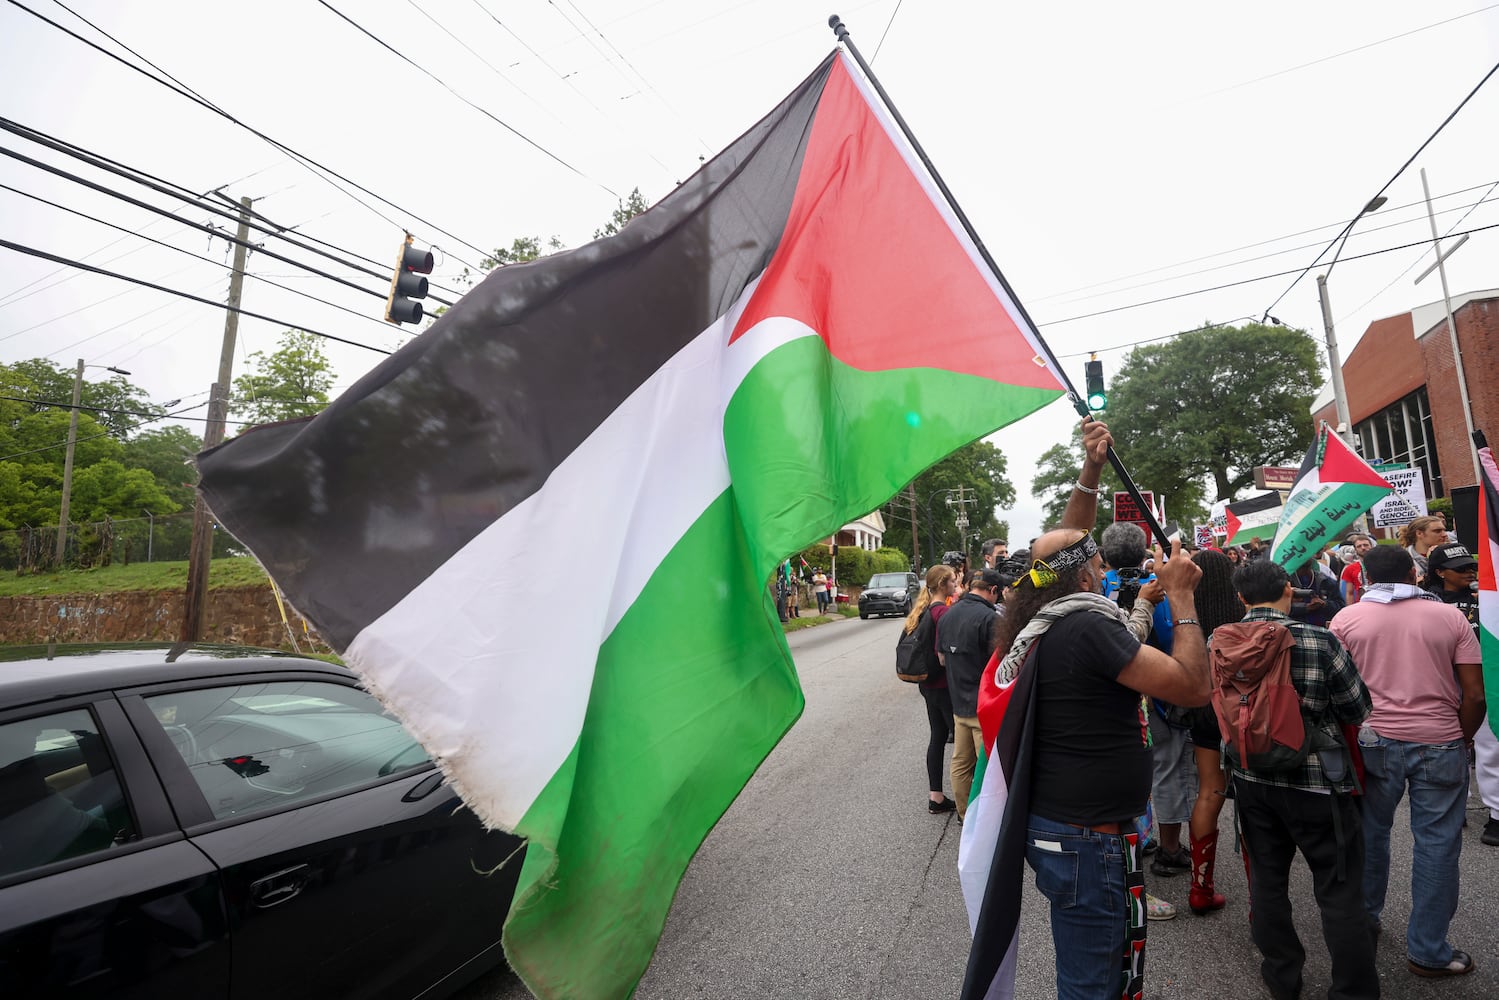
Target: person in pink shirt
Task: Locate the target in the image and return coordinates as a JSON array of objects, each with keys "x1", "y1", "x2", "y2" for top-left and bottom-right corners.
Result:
[{"x1": 1329, "y1": 545, "x2": 1485, "y2": 980}]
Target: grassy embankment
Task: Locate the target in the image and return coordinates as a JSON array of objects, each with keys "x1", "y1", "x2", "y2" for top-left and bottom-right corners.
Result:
[{"x1": 0, "y1": 558, "x2": 270, "y2": 596}]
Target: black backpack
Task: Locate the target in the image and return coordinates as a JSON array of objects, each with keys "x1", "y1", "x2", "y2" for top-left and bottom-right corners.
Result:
[{"x1": 896, "y1": 608, "x2": 938, "y2": 683}]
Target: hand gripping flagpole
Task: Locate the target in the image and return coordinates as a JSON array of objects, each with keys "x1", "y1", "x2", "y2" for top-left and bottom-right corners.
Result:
[{"x1": 827, "y1": 14, "x2": 1173, "y2": 552}]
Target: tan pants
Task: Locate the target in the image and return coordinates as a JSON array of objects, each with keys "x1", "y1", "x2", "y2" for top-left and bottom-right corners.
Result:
[{"x1": 951, "y1": 714, "x2": 985, "y2": 818}]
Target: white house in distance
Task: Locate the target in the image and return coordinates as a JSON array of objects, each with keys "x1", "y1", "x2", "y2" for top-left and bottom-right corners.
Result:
[{"x1": 834, "y1": 511, "x2": 885, "y2": 552}]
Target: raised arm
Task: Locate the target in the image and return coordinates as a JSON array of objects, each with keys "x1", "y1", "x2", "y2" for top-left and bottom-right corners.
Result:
[{"x1": 1059, "y1": 418, "x2": 1111, "y2": 531}]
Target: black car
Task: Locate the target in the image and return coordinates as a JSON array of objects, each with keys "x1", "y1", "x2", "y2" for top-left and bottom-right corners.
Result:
[
  {"x1": 857, "y1": 572, "x2": 920, "y2": 619},
  {"x1": 0, "y1": 644, "x2": 522, "y2": 999}
]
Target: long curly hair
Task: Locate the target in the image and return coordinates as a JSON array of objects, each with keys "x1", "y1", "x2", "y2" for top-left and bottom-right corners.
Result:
[
  {"x1": 904, "y1": 564, "x2": 956, "y2": 634},
  {"x1": 1192, "y1": 548, "x2": 1246, "y2": 636}
]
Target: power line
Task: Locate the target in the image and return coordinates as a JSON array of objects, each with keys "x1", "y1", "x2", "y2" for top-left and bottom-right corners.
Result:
[
  {"x1": 1333, "y1": 179, "x2": 1499, "y2": 324},
  {"x1": 312, "y1": 0, "x2": 619, "y2": 197},
  {"x1": 0, "y1": 238, "x2": 393, "y2": 356},
  {"x1": 467, "y1": 0, "x2": 675, "y2": 176},
  {"x1": 0, "y1": 117, "x2": 456, "y2": 305},
  {"x1": 0, "y1": 400, "x2": 216, "y2": 463},
  {"x1": 551, "y1": 0, "x2": 713, "y2": 154},
  {"x1": 1043, "y1": 194, "x2": 1498, "y2": 310},
  {"x1": 1258, "y1": 57, "x2": 1499, "y2": 322},
  {"x1": 0, "y1": 394, "x2": 225, "y2": 425},
  {"x1": 1195, "y1": 3, "x2": 1499, "y2": 102},
  {"x1": 7, "y1": 0, "x2": 493, "y2": 262},
  {"x1": 1030, "y1": 179, "x2": 1499, "y2": 304},
  {"x1": 0, "y1": 181, "x2": 408, "y2": 333},
  {"x1": 871, "y1": 0, "x2": 904, "y2": 62},
  {"x1": 0, "y1": 143, "x2": 413, "y2": 308},
  {"x1": 1038, "y1": 220, "x2": 1499, "y2": 331}
]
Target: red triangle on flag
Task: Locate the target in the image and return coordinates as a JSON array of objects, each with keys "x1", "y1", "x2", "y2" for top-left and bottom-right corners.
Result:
[{"x1": 1318, "y1": 429, "x2": 1393, "y2": 489}]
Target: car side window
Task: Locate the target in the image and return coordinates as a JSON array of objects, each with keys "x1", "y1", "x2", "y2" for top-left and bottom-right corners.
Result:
[
  {"x1": 143, "y1": 681, "x2": 431, "y2": 821},
  {"x1": 0, "y1": 708, "x2": 135, "y2": 878}
]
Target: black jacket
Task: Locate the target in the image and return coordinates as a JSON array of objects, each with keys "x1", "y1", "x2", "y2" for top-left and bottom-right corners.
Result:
[{"x1": 936, "y1": 591, "x2": 998, "y2": 717}]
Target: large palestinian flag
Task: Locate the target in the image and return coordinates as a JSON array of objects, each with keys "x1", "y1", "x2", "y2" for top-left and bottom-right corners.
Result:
[
  {"x1": 1478, "y1": 440, "x2": 1499, "y2": 740},
  {"x1": 196, "y1": 49, "x2": 1064, "y2": 1000},
  {"x1": 1224, "y1": 491, "x2": 1283, "y2": 546},
  {"x1": 1271, "y1": 424, "x2": 1393, "y2": 569}
]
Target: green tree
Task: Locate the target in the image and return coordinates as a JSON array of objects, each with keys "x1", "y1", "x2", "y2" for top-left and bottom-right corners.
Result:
[
  {"x1": 230, "y1": 331, "x2": 334, "y2": 424},
  {"x1": 1, "y1": 358, "x2": 160, "y2": 437},
  {"x1": 1102, "y1": 322, "x2": 1320, "y2": 507},
  {"x1": 886, "y1": 440, "x2": 1015, "y2": 568},
  {"x1": 593, "y1": 187, "x2": 650, "y2": 239}
]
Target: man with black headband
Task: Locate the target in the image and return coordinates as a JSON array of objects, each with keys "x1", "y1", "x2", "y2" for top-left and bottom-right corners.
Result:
[{"x1": 991, "y1": 418, "x2": 1210, "y2": 998}]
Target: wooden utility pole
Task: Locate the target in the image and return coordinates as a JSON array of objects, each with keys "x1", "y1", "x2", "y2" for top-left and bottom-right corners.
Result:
[
  {"x1": 907, "y1": 484, "x2": 920, "y2": 573},
  {"x1": 54, "y1": 358, "x2": 85, "y2": 566},
  {"x1": 182, "y1": 196, "x2": 253, "y2": 642}
]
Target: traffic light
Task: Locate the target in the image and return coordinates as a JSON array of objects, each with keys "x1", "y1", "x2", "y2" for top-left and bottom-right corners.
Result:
[
  {"x1": 384, "y1": 237, "x2": 434, "y2": 325},
  {"x1": 1084, "y1": 356, "x2": 1107, "y2": 411}
]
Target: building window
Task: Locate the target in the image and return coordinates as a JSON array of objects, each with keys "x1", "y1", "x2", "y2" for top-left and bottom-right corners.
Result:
[{"x1": 1354, "y1": 386, "x2": 1444, "y2": 497}]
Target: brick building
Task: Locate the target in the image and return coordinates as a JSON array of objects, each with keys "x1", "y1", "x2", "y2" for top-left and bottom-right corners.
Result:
[{"x1": 1312, "y1": 289, "x2": 1497, "y2": 498}]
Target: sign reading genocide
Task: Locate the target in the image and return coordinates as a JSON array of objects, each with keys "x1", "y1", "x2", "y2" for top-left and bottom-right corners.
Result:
[
  {"x1": 1113, "y1": 490, "x2": 1156, "y2": 530},
  {"x1": 1194, "y1": 524, "x2": 1215, "y2": 548},
  {"x1": 1369, "y1": 466, "x2": 1429, "y2": 528}
]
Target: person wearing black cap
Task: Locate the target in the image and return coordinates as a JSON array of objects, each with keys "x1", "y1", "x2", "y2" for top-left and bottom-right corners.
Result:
[
  {"x1": 1424, "y1": 541, "x2": 1479, "y2": 630},
  {"x1": 937, "y1": 565, "x2": 1005, "y2": 819},
  {"x1": 1423, "y1": 541, "x2": 1499, "y2": 846}
]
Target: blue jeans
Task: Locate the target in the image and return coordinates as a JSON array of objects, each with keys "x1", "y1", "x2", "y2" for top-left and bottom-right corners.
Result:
[
  {"x1": 1359, "y1": 731, "x2": 1468, "y2": 967},
  {"x1": 1025, "y1": 813, "x2": 1139, "y2": 999}
]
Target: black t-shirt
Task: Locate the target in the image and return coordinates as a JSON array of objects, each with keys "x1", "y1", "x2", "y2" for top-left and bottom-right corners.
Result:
[
  {"x1": 1028, "y1": 611, "x2": 1151, "y2": 826},
  {"x1": 1439, "y1": 587, "x2": 1479, "y2": 638}
]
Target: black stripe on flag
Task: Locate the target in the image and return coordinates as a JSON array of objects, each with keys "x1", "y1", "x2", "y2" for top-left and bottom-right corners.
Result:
[
  {"x1": 961, "y1": 654, "x2": 1039, "y2": 999},
  {"x1": 196, "y1": 55, "x2": 837, "y2": 648},
  {"x1": 1226, "y1": 491, "x2": 1282, "y2": 517}
]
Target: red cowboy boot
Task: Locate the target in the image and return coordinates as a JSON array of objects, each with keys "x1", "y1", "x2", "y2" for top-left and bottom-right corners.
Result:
[{"x1": 1189, "y1": 830, "x2": 1228, "y2": 915}]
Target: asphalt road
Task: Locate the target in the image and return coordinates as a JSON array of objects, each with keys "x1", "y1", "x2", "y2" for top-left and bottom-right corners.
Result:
[{"x1": 461, "y1": 615, "x2": 1499, "y2": 999}]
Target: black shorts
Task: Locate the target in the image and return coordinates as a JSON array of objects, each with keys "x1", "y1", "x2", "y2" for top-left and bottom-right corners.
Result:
[{"x1": 1187, "y1": 706, "x2": 1221, "y2": 751}]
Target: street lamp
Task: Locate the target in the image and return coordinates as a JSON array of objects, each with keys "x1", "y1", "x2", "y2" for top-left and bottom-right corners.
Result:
[
  {"x1": 1316, "y1": 195, "x2": 1386, "y2": 446},
  {"x1": 56, "y1": 359, "x2": 132, "y2": 565}
]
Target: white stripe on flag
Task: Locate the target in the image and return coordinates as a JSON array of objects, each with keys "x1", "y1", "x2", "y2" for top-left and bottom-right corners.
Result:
[{"x1": 344, "y1": 277, "x2": 817, "y2": 828}]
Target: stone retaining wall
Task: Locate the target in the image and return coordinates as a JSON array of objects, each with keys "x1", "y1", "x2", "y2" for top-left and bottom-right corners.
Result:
[{"x1": 0, "y1": 586, "x2": 329, "y2": 652}]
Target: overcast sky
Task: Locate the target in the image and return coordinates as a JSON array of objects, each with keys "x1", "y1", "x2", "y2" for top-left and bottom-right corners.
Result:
[{"x1": 2, "y1": 0, "x2": 1497, "y2": 543}]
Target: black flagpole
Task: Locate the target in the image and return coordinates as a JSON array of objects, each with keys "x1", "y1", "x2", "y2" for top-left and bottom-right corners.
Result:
[{"x1": 827, "y1": 14, "x2": 1173, "y2": 552}]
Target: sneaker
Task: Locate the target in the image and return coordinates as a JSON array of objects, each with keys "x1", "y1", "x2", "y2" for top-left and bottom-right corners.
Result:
[
  {"x1": 1482, "y1": 817, "x2": 1499, "y2": 847},
  {"x1": 1149, "y1": 847, "x2": 1191, "y2": 877},
  {"x1": 1141, "y1": 838, "x2": 1159, "y2": 855},
  {"x1": 1145, "y1": 894, "x2": 1176, "y2": 921},
  {"x1": 1408, "y1": 950, "x2": 1475, "y2": 977},
  {"x1": 928, "y1": 796, "x2": 956, "y2": 814}
]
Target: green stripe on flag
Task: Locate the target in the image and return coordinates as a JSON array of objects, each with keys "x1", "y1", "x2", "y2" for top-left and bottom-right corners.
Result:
[
  {"x1": 502, "y1": 488, "x2": 804, "y2": 999},
  {"x1": 722, "y1": 336, "x2": 1061, "y2": 569}
]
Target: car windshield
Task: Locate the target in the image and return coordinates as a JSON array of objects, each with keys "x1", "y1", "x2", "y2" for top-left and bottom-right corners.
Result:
[{"x1": 868, "y1": 574, "x2": 908, "y2": 589}]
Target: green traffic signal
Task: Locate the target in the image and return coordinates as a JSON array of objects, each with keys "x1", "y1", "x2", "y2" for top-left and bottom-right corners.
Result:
[{"x1": 1084, "y1": 358, "x2": 1106, "y2": 411}]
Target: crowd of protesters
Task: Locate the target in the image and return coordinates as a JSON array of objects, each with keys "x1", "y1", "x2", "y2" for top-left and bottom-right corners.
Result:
[{"x1": 900, "y1": 418, "x2": 1491, "y2": 999}]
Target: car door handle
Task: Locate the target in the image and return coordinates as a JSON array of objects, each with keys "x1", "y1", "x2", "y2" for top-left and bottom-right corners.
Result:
[
  {"x1": 250, "y1": 864, "x2": 313, "y2": 909},
  {"x1": 401, "y1": 771, "x2": 446, "y2": 802}
]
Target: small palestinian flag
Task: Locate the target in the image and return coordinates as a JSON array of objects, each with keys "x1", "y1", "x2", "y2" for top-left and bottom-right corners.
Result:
[
  {"x1": 1224, "y1": 491, "x2": 1283, "y2": 546},
  {"x1": 197, "y1": 49, "x2": 1064, "y2": 1000},
  {"x1": 1271, "y1": 423, "x2": 1393, "y2": 569},
  {"x1": 957, "y1": 646, "x2": 1039, "y2": 1000},
  {"x1": 1478, "y1": 440, "x2": 1499, "y2": 740}
]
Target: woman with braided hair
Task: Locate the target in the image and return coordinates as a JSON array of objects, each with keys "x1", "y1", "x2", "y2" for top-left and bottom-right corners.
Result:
[{"x1": 1183, "y1": 547, "x2": 1247, "y2": 915}]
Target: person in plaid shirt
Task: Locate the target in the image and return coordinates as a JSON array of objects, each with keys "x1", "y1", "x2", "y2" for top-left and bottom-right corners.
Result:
[{"x1": 1223, "y1": 559, "x2": 1376, "y2": 1000}]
